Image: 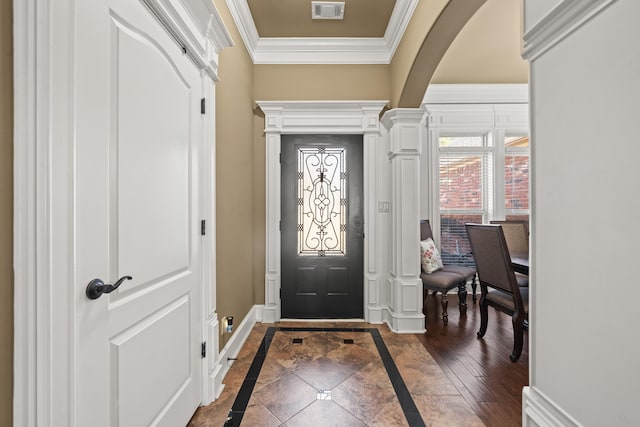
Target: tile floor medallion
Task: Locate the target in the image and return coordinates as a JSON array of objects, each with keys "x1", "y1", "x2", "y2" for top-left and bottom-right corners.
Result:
[{"x1": 188, "y1": 322, "x2": 484, "y2": 427}]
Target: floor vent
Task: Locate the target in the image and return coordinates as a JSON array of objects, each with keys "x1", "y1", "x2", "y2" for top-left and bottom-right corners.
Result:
[
  {"x1": 292, "y1": 338, "x2": 303, "y2": 344},
  {"x1": 343, "y1": 339, "x2": 354, "y2": 344}
]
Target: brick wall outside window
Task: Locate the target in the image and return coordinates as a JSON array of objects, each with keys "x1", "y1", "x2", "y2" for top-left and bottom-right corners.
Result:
[{"x1": 439, "y1": 152, "x2": 529, "y2": 265}]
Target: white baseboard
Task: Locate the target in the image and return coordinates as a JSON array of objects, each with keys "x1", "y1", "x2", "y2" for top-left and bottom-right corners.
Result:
[
  {"x1": 261, "y1": 303, "x2": 279, "y2": 323},
  {"x1": 523, "y1": 386, "x2": 581, "y2": 427},
  {"x1": 381, "y1": 306, "x2": 392, "y2": 329},
  {"x1": 211, "y1": 305, "x2": 263, "y2": 400},
  {"x1": 366, "y1": 306, "x2": 384, "y2": 324},
  {"x1": 254, "y1": 305, "x2": 264, "y2": 322},
  {"x1": 381, "y1": 306, "x2": 425, "y2": 334},
  {"x1": 209, "y1": 369, "x2": 226, "y2": 400}
]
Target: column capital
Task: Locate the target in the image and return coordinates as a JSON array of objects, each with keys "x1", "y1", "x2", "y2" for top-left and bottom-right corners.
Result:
[
  {"x1": 382, "y1": 108, "x2": 425, "y2": 157},
  {"x1": 381, "y1": 108, "x2": 426, "y2": 128}
]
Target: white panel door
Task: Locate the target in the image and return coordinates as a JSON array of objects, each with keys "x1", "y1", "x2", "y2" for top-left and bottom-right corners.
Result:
[{"x1": 75, "y1": 0, "x2": 202, "y2": 426}]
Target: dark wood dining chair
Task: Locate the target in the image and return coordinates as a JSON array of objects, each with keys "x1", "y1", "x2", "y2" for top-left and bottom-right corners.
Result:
[
  {"x1": 489, "y1": 220, "x2": 529, "y2": 287},
  {"x1": 489, "y1": 220, "x2": 529, "y2": 257},
  {"x1": 465, "y1": 224, "x2": 529, "y2": 362}
]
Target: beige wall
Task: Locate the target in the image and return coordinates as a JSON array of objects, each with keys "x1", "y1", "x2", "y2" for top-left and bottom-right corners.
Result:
[
  {"x1": 213, "y1": 0, "x2": 257, "y2": 349},
  {"x1": 253, "y1": 64, "x2": 390, "y2": 101},
  {"x1": 0, "y1": 0, "x2": 12, "y2": 424},
  {"x1": 431, "y1": 0, "x2": 528, "y2": 83},
  {"x1": 390, "y1": 0, "x2": 526, "y2": 106}
]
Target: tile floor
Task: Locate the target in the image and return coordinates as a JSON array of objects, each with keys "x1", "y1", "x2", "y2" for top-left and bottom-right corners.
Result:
[{"x1": 188, "y1": 322, "x2": 484, "y2": 427}]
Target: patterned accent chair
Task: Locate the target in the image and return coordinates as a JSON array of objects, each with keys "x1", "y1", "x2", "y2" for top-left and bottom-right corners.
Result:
[{"x1": 420, "y1": 220, "x2": 477, "y2": 324}]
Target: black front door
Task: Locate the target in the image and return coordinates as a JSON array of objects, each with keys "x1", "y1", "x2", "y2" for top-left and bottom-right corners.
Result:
[{"x1": 281, "y1": 134, "x2": 364, "y2": 318}]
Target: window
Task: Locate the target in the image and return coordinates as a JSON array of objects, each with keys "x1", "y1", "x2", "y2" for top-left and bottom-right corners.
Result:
[
  {"x1": 504, "y1": 136, "x2": 529, "y2": 222},
  {"x1": 424, "y1": 91, "x2": 529, "y2": 268},
  {"x1": 432, "y1": 128, "x2": 529, "y2": 267},
  {"x1": 438, "y1": 136, "x2": 492, "y2": 266}
]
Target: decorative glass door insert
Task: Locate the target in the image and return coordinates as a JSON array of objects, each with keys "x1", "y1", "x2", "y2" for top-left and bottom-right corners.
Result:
[{"x1": 297, "y1": 146, "x2": 347, "y2": 257}]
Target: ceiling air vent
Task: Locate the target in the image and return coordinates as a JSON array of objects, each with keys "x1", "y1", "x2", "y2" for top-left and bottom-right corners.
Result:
[{"x1": 312, "y1": 1, "x2": 345, "y2": 20}]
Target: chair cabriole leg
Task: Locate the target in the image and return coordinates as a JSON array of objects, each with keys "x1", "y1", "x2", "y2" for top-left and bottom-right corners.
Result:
[
  {"x1": 441, "y1": 292, "x2": 448, "y2": 324},
  {"x1": 509, "y1": 311, "x2": 525, "y2": 362},
  {"x1": 471, "y1": 274, "x2": 478, "y2": 303},
  {"x1": 477, "y1": 295, "x2": 488, "y2": 338},
  {"x1": 457, "y1": 283, "x2": 467, "y2": 314}
]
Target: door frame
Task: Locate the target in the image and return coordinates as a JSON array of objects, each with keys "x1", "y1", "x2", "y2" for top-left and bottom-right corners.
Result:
[
  {"x1": 280, "y1": 135, "x2": 365, "y2": 319},
  {"x1": 12, "y1": 0, "x2": 232, "y2": 424},
  {"x1": 256, "y1": 101, "x2": 388, "y2": 323}
]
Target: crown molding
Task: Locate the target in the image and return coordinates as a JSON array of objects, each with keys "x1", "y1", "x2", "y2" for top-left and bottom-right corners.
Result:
[
  {"x1": 226, "y1": 0, "x2": 418, "y2": 64},
  {"x1": 252, "y1": 37, "x2": 392, "y2": 64},
  {"x1": 143, "y1": 0, "x2": 234, "y2": 79},
  {"x1": 257, "y1": 100, "x2": 388, "y2": 133},
  {"x1": 225, "y1": 0, "x2": 260, "y2": 54},
  {"x1": 384, "y1": 0, "x2": 419, "y2": 60},
  {"x1": 257, "y1": 100, "x2": 388, "y2": 115},
  {"x1": 523, "y1": 0, "x2": 617, "y2": 61}
]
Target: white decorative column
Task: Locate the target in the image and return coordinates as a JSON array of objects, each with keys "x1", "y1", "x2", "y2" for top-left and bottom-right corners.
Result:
[
  {"x1": 381, "y1": 109, "x2": 426, "y2": 333},
  {"x1": 262, "y1": 110, "x2": 283, "y2": 323},
  {"x1": 362, "y1": 105, "x2": 385, "y2": 324}
]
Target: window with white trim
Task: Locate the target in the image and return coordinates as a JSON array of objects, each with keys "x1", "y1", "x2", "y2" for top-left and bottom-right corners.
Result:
[
  {"x1": 438, "y1": 135, "x2": 493, "y2": 266},
  {"x1": 504, "y1": 136, "x2": 529, "y2": 222},
  {"x1": 425, "y1": 103, "x2": 529, "y2": 267}
]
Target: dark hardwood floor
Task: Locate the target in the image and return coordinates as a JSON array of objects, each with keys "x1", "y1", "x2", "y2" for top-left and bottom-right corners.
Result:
[{"x1": 417, "y1": 292, "x2": 528, "y2": 427}]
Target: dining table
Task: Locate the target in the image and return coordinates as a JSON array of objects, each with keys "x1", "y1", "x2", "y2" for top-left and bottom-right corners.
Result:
[
  {"x1": 510, "y1": 253, "x2": 529, "y2": 275},
  {"x1": 510, "y1": 252, "x2": 530, "y2": 331}
]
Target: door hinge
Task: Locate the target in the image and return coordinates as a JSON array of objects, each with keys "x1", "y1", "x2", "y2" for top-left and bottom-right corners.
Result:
[
  {"x1": 201, "y1": 342, "x2": 206, "y2": 358},
  {"x1": 201, "y1": 220, "x2": 206, "y2": 236},
  {"x1": 279, "y1": 220, "x2": 281, "y2": 231},
  {"x1": 279, "y1": 152, "x2": 282, "y2": 163},
  {"x1": 200, "y1": 97, "x2": 206, "y2": 115}
]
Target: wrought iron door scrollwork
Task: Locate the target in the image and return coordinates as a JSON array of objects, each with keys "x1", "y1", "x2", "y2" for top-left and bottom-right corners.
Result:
[{"x1": 297, "y1": 147, "x2": 347, "y2": 256}]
